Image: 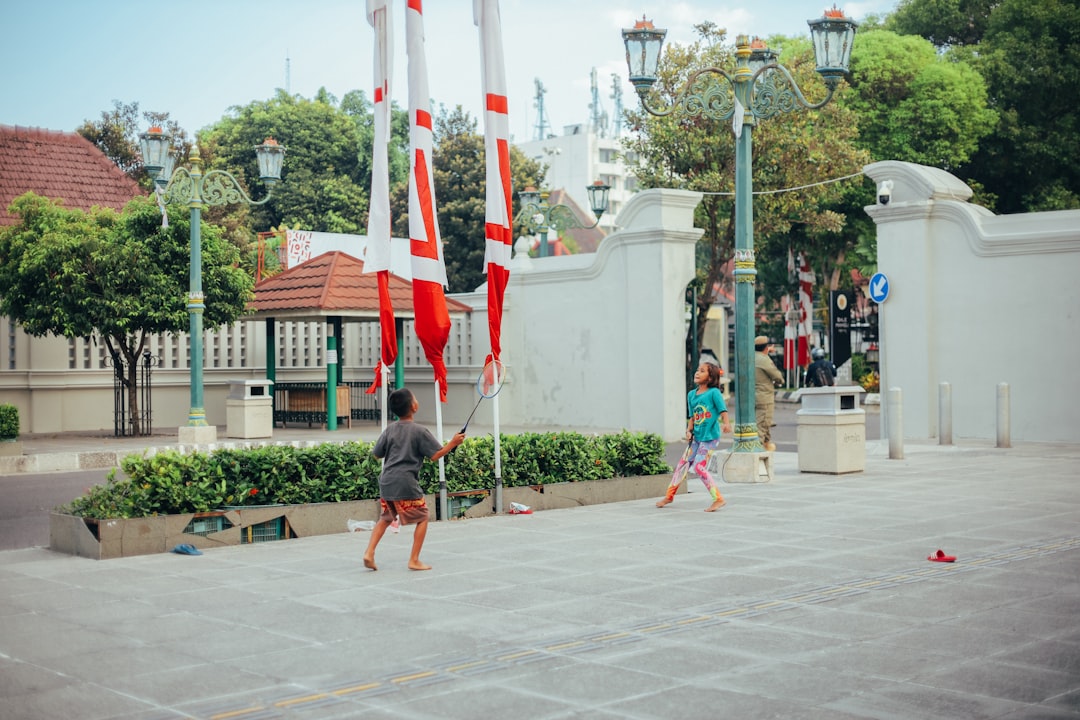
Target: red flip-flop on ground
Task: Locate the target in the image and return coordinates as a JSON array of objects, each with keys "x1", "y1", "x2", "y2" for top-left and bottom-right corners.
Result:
[{"x1": 928, "y1": 549, "x2": 956, "y2": 563}]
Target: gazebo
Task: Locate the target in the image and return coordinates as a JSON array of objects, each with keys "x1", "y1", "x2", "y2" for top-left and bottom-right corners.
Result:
[{"x1": 248, "y1": 250, "x2": 471, "y2": 429}]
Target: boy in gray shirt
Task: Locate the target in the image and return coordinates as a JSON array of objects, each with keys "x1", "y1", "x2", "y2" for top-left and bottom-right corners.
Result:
[{"x1": 363, "y1": 388, "x2": 464, "y2": 571}]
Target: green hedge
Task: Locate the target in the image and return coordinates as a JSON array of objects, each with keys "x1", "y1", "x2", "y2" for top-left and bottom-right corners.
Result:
[
  {"x1": 0, "y1": 404, "x2": 19, "y2": 440},
  {"x1": 60, "y1": 430, "x2": 671, "y2": 519}
]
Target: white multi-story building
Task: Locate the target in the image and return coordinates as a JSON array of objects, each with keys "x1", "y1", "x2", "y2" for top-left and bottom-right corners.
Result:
[{"x1": 515, "y1": 123, "x2": 638, "y2": 243}]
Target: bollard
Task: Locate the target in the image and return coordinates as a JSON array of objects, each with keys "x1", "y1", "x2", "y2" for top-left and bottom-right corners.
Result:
[
  {"x1": 888, "y1": 387, "x2": 904, "y2": 459},
  {"x1": 939, "y1": 382, "x2": 952, "y2": 445},
  {"x1": 997, "y1": 382, "x2": 1011, "y2": 448}
]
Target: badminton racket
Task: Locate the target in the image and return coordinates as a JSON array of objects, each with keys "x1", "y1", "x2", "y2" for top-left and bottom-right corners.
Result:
[{"x1": 460, "y1": 358, "x2": 507, "y2": 433}]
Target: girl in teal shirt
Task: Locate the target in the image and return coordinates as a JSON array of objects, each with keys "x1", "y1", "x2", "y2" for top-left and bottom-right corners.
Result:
[{"x1": 657, "y1": 362, "x2": 731, "y2": 512}]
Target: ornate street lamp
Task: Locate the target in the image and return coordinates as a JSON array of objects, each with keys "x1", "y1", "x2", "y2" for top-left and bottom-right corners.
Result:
[
  {"x1": 516, "y1": 181, "x2": 611, "y2": 257},
  {"x1": 622, "y1": 8, "x2": 856, "y2": 471},
  {"x1": 139, "y1": 127, "x2": 285, "y2": 443}
]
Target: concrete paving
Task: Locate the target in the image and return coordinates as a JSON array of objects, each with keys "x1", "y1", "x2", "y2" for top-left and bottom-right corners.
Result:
[{"x1": 2, "y1": 427, "x2": 1079, "y2": 719}]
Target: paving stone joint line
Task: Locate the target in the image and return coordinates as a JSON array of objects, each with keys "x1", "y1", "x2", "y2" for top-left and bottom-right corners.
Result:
[{"x1": 188, "y1": 534, "x2": 1080, "y2": 719}]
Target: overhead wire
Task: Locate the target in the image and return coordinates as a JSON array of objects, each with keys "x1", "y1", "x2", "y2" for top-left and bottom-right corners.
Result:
[{"x1": 698, "y1": 171, "x2": 866, "y2": 196}]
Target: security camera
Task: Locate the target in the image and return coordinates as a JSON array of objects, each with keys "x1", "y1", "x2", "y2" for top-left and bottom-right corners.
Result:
[{"x1": 877, "y1": 180, "x2": 893, "y2": 205}]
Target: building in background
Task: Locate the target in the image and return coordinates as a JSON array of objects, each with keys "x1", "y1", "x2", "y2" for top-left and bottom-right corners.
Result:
[{"x1": 515, "y1": 68, "x2": 637, "y2": 245}]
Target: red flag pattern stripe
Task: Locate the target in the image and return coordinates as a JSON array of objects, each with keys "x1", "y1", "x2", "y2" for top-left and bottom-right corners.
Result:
[
  {"x1": 798, "y1": 253, "x2": 815, "y2": 367},
  {"x1": 365, "y1": 0, "x2": 395, "y2": 392},
  {"x1": 476, "y1": 0, "x2": 512, "y2": 360},
  {"x1": 408, "y1": 0, "x2": 451, "y2": 400}
]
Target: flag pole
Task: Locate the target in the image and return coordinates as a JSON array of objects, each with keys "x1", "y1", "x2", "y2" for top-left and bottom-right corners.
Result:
[
  {"x1": 435, "y1": 381, "x2": 448, "y2": 521},
  {"x1": 380, "y1": 365, "x2": 389, "y2": 430},
  {"x1": 493, "y1": 391, "x2": 503, "y2": 513}
]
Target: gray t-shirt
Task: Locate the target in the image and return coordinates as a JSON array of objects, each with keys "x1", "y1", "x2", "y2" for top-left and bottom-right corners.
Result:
[{"x1": 372, "y1": 421, "x2": 442, "y2": 501}]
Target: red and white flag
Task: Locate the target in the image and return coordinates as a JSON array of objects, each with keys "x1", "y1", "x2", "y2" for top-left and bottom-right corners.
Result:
[
  {"x1": 797, "y1": 252, "x2": 815, "y2": 367},
  {"x1": 781, "y1": 294, "x2": 797, "y2": 371},
  {"x1": 406, "y1": 0, "x2": 451, "y2": 401},
  {"x1": 475, "y1": 0, "x2": 512, "y2": 363},
  {"x1": 364, "y1": 0, "x2": 396, "y2": 395}
]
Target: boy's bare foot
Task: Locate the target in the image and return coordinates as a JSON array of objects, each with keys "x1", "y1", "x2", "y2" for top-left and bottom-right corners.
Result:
[
  {"x1": 363, "y1": 556, "x2": 377, "y2": 571},
  {"x1": 655, "y1": 498, "x2": 673, "y2": 508},
  {"x1": 408, "y1": 561, "x2": 431, "y2": 571},
  {"x1": 705, "y1": 499, "x2": 727, "y2": 512}
]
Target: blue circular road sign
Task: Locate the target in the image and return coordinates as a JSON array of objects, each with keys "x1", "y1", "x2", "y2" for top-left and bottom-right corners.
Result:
[{"x1": 869, "y1": 272, "x2": 890, "y2": 303}]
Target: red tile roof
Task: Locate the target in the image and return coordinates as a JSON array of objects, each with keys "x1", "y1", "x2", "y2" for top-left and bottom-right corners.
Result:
[
  {"x1": 250, "y1": 251, "x2": 472, "y2": 319},
  {"x1": 0, "y1": 125, "x2": 144, "y2": 226},
  {"x1": 547, "y1": 189, "x2": 606, "y2": 253}
]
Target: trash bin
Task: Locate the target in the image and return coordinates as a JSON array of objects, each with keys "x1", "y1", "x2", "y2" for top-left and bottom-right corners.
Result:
[
  {"x1": 225, "y1": 379, "x2": 274, "y2": 439},
  {"x1": 797, "y1": 386, "x2": 865, "y2": 474}
]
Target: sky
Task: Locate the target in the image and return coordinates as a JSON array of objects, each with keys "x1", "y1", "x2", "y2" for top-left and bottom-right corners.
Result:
[{"x1": 3, "y1": 0, "x2": 897, "y2": 144}]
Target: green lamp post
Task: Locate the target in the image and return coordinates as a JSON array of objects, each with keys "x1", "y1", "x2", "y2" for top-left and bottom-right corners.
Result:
[
  {"x1": 139, "y1": 128, "x2": 285, "y2": 442},
  {"x1": 517, "y1": 181, "x2": 611, "y2": 257},
  {"x1": 622, "y1": 8, "x2": 856, "y2": 469}
]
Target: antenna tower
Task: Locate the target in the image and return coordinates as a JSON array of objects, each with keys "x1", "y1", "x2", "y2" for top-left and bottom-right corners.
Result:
[
  {"x1": 589, "y1": 68, "x2": 609, "y2": 137},
  {"x1": 610, "y1": 74, "x2": 624, "y2": 137},
  {"x1": 532, "y1": 78, "x2": 550, "y2": 141},
  {"x1": 285, "y1": 51, "x2": 291, "y2": 93}
]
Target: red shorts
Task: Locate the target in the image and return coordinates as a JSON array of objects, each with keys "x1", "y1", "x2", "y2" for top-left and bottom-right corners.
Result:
[{"x1": 380, "y1": 498, "x2": 429, "y2": 526}]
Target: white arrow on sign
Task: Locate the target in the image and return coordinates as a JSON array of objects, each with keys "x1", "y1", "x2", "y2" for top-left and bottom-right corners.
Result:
[{"x1": 869, "y1": 272, "x2": 890, "y2": 303}]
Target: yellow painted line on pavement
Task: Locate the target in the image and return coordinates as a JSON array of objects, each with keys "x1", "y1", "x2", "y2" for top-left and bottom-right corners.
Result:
[
  {"x1": 593, "y1": 632, "x2": 632, "y2": 642},
  {"x1": 637, "y1": 623, "x2": 673, "y2": 633},
  {"x1": 546, "y1": 640, "x2": 586, "y2": 651},
  {"x1": 676, "y1": 615, "x2": 712, "y2": 625},
  {"x1": 275, "y1": 693, "x2": 329, "y2": 708},
  {"x1": 392, "y1": 670, "x2": 436, "y2": 684},
  {"x1": 447, "y1": 660, "x2": 489, "y2": 672},
  {"x1": 498, "y1": 649, "x2": 540, "y2": 662},
  {"x1": 754, "y1": 600, "x2": 786, "y2": 610},
  {"x1": 717, "y1": 607, "x2": 750, "y2": 616},
  {"x1": 331, "y1": 682, "x2": 381, "y2": 696}
]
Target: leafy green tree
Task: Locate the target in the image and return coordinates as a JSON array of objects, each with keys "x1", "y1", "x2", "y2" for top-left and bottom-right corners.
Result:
[
  {"x1": 842, "y1": 30, "x2": 996, "y2": 172},
  {"x1": 887, "y1": 0, "x2": 996, "y2": 47},
  {"x1": 390, "y1": 105, "x2": 544, "y2": 293},
  {"x1": 817, "y1": 28, "x2": 996, "y2": 294},
  {"x1": 886, "y1": 0, "x2": 1080, "y2": 212},
  {"x1": 200, "y1": 88, "x2": 405, "y2": 235},
  {"x1": 0, "y1": 193, "x2": 252, "y2": 433},
  {"x1": 623, "y1": 25, "x2": 869, "y2": 382},
  {"x1": 963, "y1": 0, "x2": 1080, "y2": 211},
  {"x1": 77, "y1": 100, "x2": 190, "y2": 189}
]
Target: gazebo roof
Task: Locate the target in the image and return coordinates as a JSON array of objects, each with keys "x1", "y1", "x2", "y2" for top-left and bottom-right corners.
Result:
[{"x1": 249, "y1": 250, "x2": 471, "y2": 322}]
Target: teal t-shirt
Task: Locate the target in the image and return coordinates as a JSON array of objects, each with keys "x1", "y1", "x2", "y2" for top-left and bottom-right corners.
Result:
[{"x1": 688, "y1": 387, "x2": 727, "y2": 442}]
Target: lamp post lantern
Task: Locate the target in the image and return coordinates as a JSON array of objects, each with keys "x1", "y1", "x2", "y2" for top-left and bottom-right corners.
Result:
[
  {"x1": 139, "y1": 127, "x2": 285, "y2": 443},
  {"x1": 622, "y1": 8, "x2": 856, "y2": 474},
  {"x1": 516, "y1": 181, "x2": 611, "y2": 257}
]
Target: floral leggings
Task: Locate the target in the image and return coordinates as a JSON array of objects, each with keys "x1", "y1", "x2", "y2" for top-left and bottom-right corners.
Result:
[{"x1": 664, "y1": 438, "x2": 723, "y2": 501}]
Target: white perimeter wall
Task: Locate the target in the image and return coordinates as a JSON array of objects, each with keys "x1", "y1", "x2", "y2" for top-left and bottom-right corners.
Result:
[
  {"x1": 864, "y1": 161, "x2": 1080, "y2": 443},
  {"x1": 488, "y1": 188, "x2": 702, "y2": 440}
]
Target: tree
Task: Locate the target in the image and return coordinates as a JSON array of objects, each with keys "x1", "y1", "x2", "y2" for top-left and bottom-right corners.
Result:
[
  {"x1": 886, "y1": 0, "x2": 1080, "y2": 212},
  {"x1": 200, "y1": 89, "x2": 376, "y2": 234},
  {"x1": 0, "y1": 194, "x2": 252, "y2": 433},
  {"x1": 841, "y1": 30, "x2": 997, "y2": 172},
  {"x1": 389, "y1": 105, "x2": 544, "y2": 294},
  {"x1": 623, "y1": 25, "x2": 869, "y2": 384},
  {"x1": 963, "y1": 0, "x2": 1080, "y2": 211},
  {"x1": 810, "y1": 28, "x2": 997, "y2": 301},
  {"x1": 888, "y1": 0, "x2": 997, "y2": 47},
  {"x1": 77, "y1": 100, "x2": 190, "y2": 189}
]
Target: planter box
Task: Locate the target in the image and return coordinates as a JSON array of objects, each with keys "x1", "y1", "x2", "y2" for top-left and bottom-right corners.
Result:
[
  {"x1": 459, "y1": 474, "x2": 680, "y2": 518},
  {"x1": 49, "y1": 475, "x2": 680, "y2": 559},
  {"x1": 50, "y1": 499, "x2": 383, "y2": 560}
]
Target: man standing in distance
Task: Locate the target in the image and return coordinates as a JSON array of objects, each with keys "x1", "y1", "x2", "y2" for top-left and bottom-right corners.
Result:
[{"x1": 755, "y1": 335, "x2": 784, "y2": 451}]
